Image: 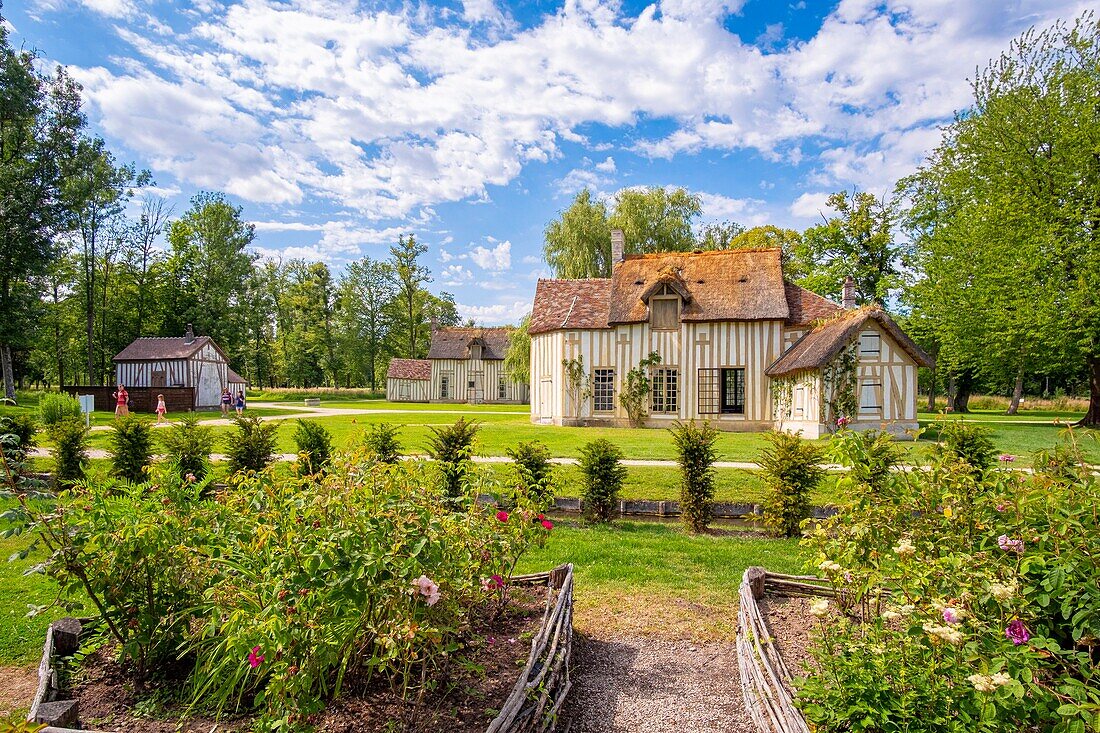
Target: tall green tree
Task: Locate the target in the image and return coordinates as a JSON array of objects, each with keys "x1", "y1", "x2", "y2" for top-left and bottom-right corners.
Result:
[
  {"x1": 543, "y1": 186, "x2": 703, "y2": 278},
  {"x1": 697, "y1": 220, "x2": 745, "y2": 250},
  {"x1": 63, "y1": 137, "x2": 147, "y2": 384},
  {"x1": 798, "y1": 190, "x2": 901, "y2": 305},
  {"x1": 609, "y1": 186, "x2": 702, "y2": 254},
  {"x1": 164, "y1": 191, "x2": 256, "y2": 363},
  {"x1": 902, "y1": 13, "x2": 1100, "y2": 423},
  {"x1": 337, "y1": 257, "x2": 394, "y2": 389},
  {"x1": 0, "y1": 30, "x2": 84, "y2": 398},
  {"x1": 388, "y1": 235, "x2": 431, "y2": 358},
  {"x1": 543, "y1": 188, "x2": 612, "y2": 278}
]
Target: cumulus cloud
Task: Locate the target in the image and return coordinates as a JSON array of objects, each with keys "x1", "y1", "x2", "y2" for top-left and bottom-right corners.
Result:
[
  {"x1": 788, "y1": 191, "x2": 833, "y2": 221},
  {"x1": 43, "y1": 0, "x2": 1086, "y2": 238},
  {"x1": 469, "y1": 240, "x2": 511, "y2": 271},
  {"x1": 457, "y1": 299, "x2": 530, "y2": 325}
]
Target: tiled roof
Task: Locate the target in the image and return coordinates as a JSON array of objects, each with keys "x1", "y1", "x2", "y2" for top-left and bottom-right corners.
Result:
[
  {"x1": 427, "y1": 327, "x2": 514, "y2": 360},
  {"x1": 608, "y1": 248, "x2": 790, "y2": 324},
  {"x1": 226, "y1": 367, "x2": 248, "y2": 385},
  {"x1": 766, "y1": 306, "x2": 936, "y2": 377},
  {"x1": 387, "y1": 358, "x2": 432, "y2": 380},
  {"x1": 529, "y1": 279, "x2": 612, "y2": 335},
  {"x1": 784, "y1": 282, "x2": 842, "y2": 326},
  {"x1": 114, "y1": 336, "x2": 214, "y2": 361}
]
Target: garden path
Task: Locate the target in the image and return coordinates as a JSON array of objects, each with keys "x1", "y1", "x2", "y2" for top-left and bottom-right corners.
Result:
[{"x1": 564, "y1": 636, "x2": 753, "y2": 732}]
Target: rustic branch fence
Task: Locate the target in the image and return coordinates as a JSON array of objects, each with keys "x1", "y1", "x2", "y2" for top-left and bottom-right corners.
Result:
[
  {"x1": 737, "y1": 566, "x2": 833, "y2": 733},
  {"x1": 487, "y1": 563, "x2": 574, "y2": 733}
]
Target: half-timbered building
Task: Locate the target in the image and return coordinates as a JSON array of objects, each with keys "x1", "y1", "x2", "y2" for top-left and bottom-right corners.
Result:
[
  {"x1": 113, "y1": 325, "x2": 247, "y2": 410},
  {"x1": 528, "y1": 232, "x2": 932, "y2": 436},
  {"x1": 425, "y1": 327, "x2": 529, "y2": 404},
  {"x1": 386, "y1": 358, "x2": 431, "y2": 402}
]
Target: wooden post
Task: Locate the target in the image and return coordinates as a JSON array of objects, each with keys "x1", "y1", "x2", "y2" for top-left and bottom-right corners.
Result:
[{"x1": 746, "y1": 566, "x2": 767, "y2": 600}]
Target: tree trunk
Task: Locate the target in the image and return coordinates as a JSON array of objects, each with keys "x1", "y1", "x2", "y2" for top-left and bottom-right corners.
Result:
[
  {"x1": 1007, "y1": 366, "x2": 1025, "y2": 415},
  {"x1": 926, "y1": 365, "x2": 937, "y2": 412},
  {"x1": 0, "y1": 344, "x2": 15, "y2": 401},
  {"x1": 946, "y1": 371, "x2": 972, "y2": 413},
  {"x1": 1078, "y1": 354, "x2": 1100, "y2": 427}
]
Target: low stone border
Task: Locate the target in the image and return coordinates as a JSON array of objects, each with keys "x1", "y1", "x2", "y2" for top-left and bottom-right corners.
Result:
[
  {"x1": 27, "y1": 616, "x2": 110, "y2": 733},
  {"x1": 737, "y1": 566, "x2": 833, "y2": 733},
  {"x1": 487, "y1": 563, "x2": 574, "y2": 733},
  {"x1": 550, "y1": 497, "x2": 836, "y2": 520}
]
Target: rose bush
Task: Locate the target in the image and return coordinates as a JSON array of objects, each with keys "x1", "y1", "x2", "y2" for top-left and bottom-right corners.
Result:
[
  {"x1": 797, "y1": 429, "x2": 1100, "y2": 732},
  {"x1": 11, "y1": 445, "x2": 551, "y2": 728}
]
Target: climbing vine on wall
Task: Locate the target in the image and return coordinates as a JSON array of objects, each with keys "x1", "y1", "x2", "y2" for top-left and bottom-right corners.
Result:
[
  {"x1": 562, "y1": 355, "x2": 591, "y2": 419},
  {"x1": 769, "y1": 376, "x2": 797, "y2": 425},
  {"x1": 820, "y1": 342, "x2": 859, "y2": 430},
  {"x1": 619, "y1": 352, "x2": 662, "y2": 428}
]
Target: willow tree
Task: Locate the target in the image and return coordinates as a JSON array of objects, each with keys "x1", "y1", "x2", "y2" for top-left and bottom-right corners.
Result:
[{"x1": 902, "y1": 13, "x2": 1100, "y2": 423}]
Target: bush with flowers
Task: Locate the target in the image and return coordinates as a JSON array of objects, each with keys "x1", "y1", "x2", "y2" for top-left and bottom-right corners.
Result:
[
  {"x1": 7, "y1": 443, "x2": 552, "y2": 728},
  {"x1": 796, "y1": 428, "x2": 1100, "y2": 732}
]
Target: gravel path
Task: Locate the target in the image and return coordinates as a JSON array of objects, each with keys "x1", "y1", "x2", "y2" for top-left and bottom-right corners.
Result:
[{"x1": 563, "y1": 635, "x2": 753, "y2": 732}]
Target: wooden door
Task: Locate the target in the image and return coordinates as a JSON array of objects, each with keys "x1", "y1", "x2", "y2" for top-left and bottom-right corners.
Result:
[{"x1": 151, "y1": 370, "x2": 167, "y2": 387}]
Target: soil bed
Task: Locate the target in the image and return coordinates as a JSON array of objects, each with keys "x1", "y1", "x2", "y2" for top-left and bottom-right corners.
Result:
[
  {"x1": 70, "y1": 587, "x2": 545, "y2": 732},
  {"x1": 756, "y1": 596, "x2": 817, "y2": 687}
]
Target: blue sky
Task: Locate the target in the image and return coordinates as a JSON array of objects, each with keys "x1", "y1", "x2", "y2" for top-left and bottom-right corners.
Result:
[{"x1": 6, "y1": 0, "x2": 1089, "y2": 323}]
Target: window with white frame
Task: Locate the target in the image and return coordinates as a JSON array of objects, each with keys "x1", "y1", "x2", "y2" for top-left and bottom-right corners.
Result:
[
  {"x1": 440, "y1": 374, "x2": 451, "y2": 399},
  {"x1": 697, "y1": 368, "x2": 744, "y2": 414},
  {"x1": 592, "y1": 369, "x2": 615, "y2": 412},
  {"x1": 498, "y1": 376, "x2": 507, "y2": 400},
  {"x1": 651, "y1": 367, "x2": 679, "y2": 413}
]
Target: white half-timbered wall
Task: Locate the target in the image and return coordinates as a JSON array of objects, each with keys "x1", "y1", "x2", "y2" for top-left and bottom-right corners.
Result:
[
  {"x1": 387, "y1": 378, "x2": 430, "y2": 403},
  {"x1": 530, "y1": 318, "x2": 785, "y2": 429},
  {"x1": 532, "y1": 317, "x2": 920, "y2": 434},
  {"x1": 429, "y1": 358, "x2": 529, "y2": 404},
  {"x1": 115, "y1": 342, "x2": 233, "y2": 409},
  {"x1": 773, "y1": 321, "x2": 920, "y2": 438}
]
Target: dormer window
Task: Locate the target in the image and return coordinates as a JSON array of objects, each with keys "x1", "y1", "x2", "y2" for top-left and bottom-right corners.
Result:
[
  {"x1": 649, "y1": 284, "x2": 681, "y2": 331},
  {"x1": 469, "y1": 343, "x2": 482, "y2": 360}
]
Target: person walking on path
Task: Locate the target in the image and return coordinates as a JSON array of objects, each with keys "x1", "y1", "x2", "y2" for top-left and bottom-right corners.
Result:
[
  {"x1": 235, "y1": 390, "x2": 246, "y2": 416},
  {"x1": 155, "y1": 393, "x2": 167, "y2": 424},
  {"x1": 113, "y1": 384, "x2": 129, "y2": 418},
  {"x1": 220, "y1": 387, "x2": 232, "y2": 417}
]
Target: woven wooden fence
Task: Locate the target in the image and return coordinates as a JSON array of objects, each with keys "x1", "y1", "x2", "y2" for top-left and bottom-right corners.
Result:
[
  {"x1": 737, "y1": 566, "x2": 834, "y2": 733},
  {"x1": 486, "y1": 563, "x2": 575, "y2": 733}
]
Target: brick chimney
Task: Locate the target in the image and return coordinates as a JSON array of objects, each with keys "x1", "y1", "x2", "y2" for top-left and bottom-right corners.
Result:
[
  {"x1": 184, "y1": 323, "x2": 195, "y2": 344},
  {"x1": 430, "y1": 316, "x2": 438, "y2": 332},
  {"x1": 610, "y1": 229, "x2": 625, "y2": 266},
  {"x1": 842, "y1": 276, "x2": 856, "y2": 309}
]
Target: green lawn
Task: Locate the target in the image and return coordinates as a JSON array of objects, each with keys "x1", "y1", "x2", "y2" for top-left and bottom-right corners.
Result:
[
  {"x1": 0, "y1": 501, "x2": 90, "y2": 666},
  {"x1": 516, "y1": 518, "x2": 806, "y2": 638}
]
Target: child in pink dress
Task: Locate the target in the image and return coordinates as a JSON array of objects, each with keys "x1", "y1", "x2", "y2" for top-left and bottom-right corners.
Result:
[{"x1": 156, "y1": 394, "x2": 167, "y2": 423}]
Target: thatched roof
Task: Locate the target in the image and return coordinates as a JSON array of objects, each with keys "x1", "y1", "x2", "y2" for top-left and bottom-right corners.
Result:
[
  {"x1": 529, "y1": 279, "x2": 612, "y2": 335},
  {"x1": 529, "y1": 251, "x2": 839, "y2": 334},
  {"x1": 765, "y1": 307, "x2": 935, "y2": 377},
  {"x1": 114, "y1": 336, "x2": 218, "y2": 361},
  {"x1": 387, "y1": 358, "x2": 431, "y2": 380},
  {"x1": 609, "y1": 248, "x2": 790, "y2": 324},
  {"x1": 427, "y1": 327, "x2": 514, "y2": 360}
]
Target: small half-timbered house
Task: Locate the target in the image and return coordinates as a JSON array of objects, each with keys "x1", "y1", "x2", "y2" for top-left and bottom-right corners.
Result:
[
  {"x1": 528, "y1": 232, "x2": 932, "y2": 436},
  {"x1": 113, "y1": 325, "x2": 246, "y2": 409},
  {"x1": 386, "y1": 358, "x2": 431, "y2": 402},
  {"x1": 426, "y1": 327, "x2": 529, "y2": 404}
]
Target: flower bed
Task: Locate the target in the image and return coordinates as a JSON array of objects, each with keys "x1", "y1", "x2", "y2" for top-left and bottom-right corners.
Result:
[
  {"x1": 743, "y1": 428, "x2": 1100, "y2": 733},
  {"x1": 10, "y1": 447, "x2": 563, "y2": 730}
]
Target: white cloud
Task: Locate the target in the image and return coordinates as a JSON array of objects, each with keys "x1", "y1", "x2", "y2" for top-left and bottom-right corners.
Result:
[
  {"x1": 45, "y1": 0, "x2": 1087, "y2": 228},
  {"x1": 697, "y1": 191, "x2": 766, "y2": 224},
  {"x1": 788, "y1": 191, "x2": 833, "y2": 221},
  {"x1": 469, "y1": 240, "x2": 511, "y2": 271},
  {"x1": 442, "y1": 264, "x2": 474, "y2": 285},
  {"x1": 457, "y1": 299, "x2": 530, "y2": 325}
]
